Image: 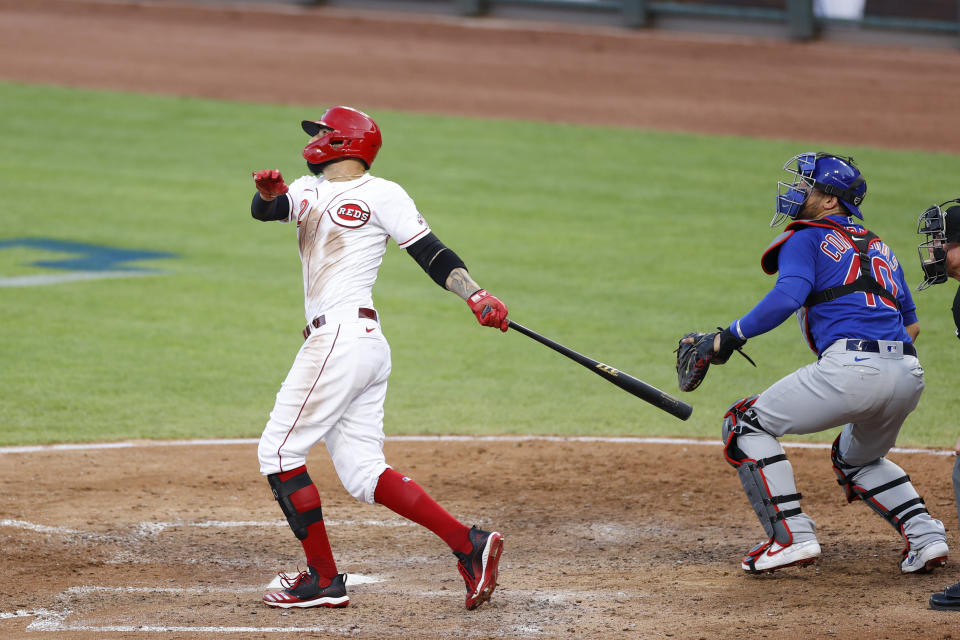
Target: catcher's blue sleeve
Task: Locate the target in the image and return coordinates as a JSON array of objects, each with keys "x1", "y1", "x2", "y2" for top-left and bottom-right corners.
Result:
[
  {"x1": 732, "y1": 230, "x2": 815, "y2": 339},
  {"x1": 893, "y1": 265, "x2": 919, "y2": 327},
  {"x1": 733, "y1": 277, "x2": 809, "y2": 339}
]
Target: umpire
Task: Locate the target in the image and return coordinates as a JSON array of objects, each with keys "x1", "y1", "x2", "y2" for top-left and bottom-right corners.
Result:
[{"x1": 917, "y1": 200, "x2": 960, "y2": 611}]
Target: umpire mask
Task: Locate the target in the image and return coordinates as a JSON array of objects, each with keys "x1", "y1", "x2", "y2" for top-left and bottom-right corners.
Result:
[{"x1": 916, "y1": 199, "x2": 960, "y2": 290}]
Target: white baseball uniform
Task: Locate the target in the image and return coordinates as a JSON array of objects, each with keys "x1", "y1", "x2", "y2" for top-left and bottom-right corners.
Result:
[{"x1": 257, "y1": 173, "x2": 431, "y2": 504}]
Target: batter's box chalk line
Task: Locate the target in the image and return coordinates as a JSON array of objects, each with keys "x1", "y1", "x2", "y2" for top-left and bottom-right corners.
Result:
[
  {"x1": 0, "y1": 518, "x2": 414, "y2": 541},
  {"x1": 3, "y1": 582, "x2": 587, "y2": 636},
  {"x1": 5, "y1": 581, "x2": 379, "y2": 635},
  {"x1": 265, "y1": 573, "x2": 384, "y2": 589},
  {"x1": 6, "y1": 583, "x2": 559, "y2": 636}
]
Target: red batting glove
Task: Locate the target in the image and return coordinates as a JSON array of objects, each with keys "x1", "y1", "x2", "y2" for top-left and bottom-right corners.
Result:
[
  {"x1": 252, "y1": 169, "x2": 289, "y2": 200},
  {"x1": 467, "y1": 289, "x2": 508, "y2": 332}
]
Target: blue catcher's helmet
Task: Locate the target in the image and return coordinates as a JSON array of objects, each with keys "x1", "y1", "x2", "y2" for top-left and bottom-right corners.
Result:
[{"x1": 773, "y1": 152, "x2": 866, "y2": 227}]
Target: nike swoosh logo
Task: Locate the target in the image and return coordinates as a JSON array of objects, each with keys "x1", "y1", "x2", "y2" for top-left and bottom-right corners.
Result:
[
  {"x1": 365, "y1": 327, "x2": 375, "y2": 333},
  {"x1": 854, "y1": 356, "x2": 870, "y2": 362}
]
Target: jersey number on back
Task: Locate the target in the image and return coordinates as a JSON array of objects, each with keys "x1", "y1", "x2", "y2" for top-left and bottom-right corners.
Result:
[{"x1": 841, "y1": 254, "x2": 898, "y2": 310}]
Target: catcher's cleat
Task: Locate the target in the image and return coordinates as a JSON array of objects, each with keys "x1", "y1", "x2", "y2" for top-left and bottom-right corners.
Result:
[
  {"x1": 929, "y1": 581, "x2": 960, "y2": 611},
  {"x1": 901, "y1": 540, "x2": 949, "y2": 574},
  {"x1": 455, "y1": 525, "x2": 504, "y2": 610},
  {"x1": 741, "y1": 538, "x2": 820, "y2": 573},
  {"x1": 262, "y1": 568, "x2": 349, "y2": 608}
]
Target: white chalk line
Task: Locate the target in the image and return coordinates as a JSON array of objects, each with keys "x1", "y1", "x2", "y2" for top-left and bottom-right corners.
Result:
[
  {"x1": 0, "y1": 519, "x2": 87, "y2": 535},
  {"x1": 10, "y1": 582, "x2": 580, "y2": 635},
  {"x1": 0, "y1": 609, "x2": 50, "y2": 620},
  {"x1": 0, "y1": 518, "x2": 415, "y2": 539},
  {"x1": 34, "y1": 624, "x2": 381, "y2": 634},
  {"x1": 12, "y1": 582, "x2": 546, "y2": 636},
  {"x1": 0, "y1": 434, "x2": 952, "y2": 456},
  {"x1": 264, "y1": 573, "x2": 383, "y2": 590},
  {"x1": 62, "y1": 577, "x2": 384, "y2": 596},
  {"x1": 0, "y1": 438, "x2": 256, "y2": 454}
]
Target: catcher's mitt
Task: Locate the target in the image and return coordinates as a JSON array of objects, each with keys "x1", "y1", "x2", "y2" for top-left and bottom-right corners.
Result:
[
  {"x1": 675, "y1": 327, "x2": 755, "y2": 392},
  {"x1": 676, "y1": 331, "x2": 718, "y2": 392}
]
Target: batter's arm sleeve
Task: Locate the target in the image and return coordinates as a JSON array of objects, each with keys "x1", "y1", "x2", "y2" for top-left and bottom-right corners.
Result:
[
  {"x1": 251, "y1": 193, "x2": 292, "y2": 221},
  {"x1": 406, "y1": 232, "x2": 467, "y2": 288}
]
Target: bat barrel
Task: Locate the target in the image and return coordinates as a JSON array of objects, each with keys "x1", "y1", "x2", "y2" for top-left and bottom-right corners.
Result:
[{"x1": 507, "y1": 320, "x2": 693, "y2": 421}]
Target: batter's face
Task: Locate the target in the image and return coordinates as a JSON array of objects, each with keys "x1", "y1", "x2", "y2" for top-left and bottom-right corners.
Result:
[
  {"x1": 309, "y1": 127, "x2": 332, "y2": 144},
  {"x1": 309, "y1": 127, "x2": 347, "y2": 150}
]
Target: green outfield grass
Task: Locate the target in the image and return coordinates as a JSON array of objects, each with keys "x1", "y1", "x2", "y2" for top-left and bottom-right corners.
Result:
[{"x1": 2, "y1": 81, "x2": 958, "y2": 447}]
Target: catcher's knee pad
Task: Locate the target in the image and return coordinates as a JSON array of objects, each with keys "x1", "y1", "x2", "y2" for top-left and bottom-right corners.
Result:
[
  {"x1": 721, "y1": 395, "x2": 765, "y2": 462},
  {"x1": 267, "y1": 468, "x2": 324, "y2": 541},
  {"x1": 722, "y1": 395, "x2": 801, "y2": 546},
  {"x1": 830, "y1": 436, "x2": 929, "y2": 536}
]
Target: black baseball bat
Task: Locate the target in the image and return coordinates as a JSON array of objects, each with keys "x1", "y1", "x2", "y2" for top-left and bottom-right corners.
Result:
[{"x1": 507, "y1": 319, "x2": 693, "y2": 421}]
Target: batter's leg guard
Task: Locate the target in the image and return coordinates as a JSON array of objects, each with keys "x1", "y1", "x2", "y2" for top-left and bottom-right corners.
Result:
[
  {"x1": 268, "y1": 468, "x2": 326, "y2": 541},
  {"x1": 722, "y1": 396, "x2": 810, "y2": 548},
  {"x1": 831, "y1": 435, "x2": 947, "y2": 571}
]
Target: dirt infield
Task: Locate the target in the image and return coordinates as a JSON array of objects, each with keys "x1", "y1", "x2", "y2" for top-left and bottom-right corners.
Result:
[
  {"x1": 3, "y1": 1, "x2": 960, "y2": 638},
  {"x1": 1, "y1": 439, "x2": 959, "y2": 639}
]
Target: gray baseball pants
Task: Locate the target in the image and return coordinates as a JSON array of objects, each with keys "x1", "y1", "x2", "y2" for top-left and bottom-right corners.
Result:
[{"x1": 735, "y1": 338, "x2": 946, "y2": 550}]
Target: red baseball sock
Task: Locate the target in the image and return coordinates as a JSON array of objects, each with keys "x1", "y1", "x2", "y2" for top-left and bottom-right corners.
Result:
[
  {"x1": 277, "y1": 466, "x2": 338, "y2": 585},
  {"x1": 374, "y1": 468, "x2": 471, "y2": 554}
]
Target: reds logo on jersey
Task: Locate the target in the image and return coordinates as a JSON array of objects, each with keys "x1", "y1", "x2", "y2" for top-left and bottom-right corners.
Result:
[{"x1": 330, "y1": 199, "x2": 371, "y2": 229}]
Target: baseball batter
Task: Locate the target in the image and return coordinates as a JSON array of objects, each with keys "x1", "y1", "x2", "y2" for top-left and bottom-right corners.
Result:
[
  {"x1": 914, "y1": 200, "x2": 960, "y2": 610},
  {"x1": 704, "y1": 153, "x2": 948, "y2": 573},
  {"x1": 249, "y1": 106, "x2": 506, "y2": 610}
]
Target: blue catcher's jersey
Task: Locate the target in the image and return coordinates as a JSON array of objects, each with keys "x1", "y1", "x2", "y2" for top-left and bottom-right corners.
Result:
[{"x1": 765, "y1": 214, "x2": 917, "y2": 354}]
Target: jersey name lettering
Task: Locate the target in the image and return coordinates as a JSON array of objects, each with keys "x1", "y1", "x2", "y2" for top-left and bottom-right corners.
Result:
[
  {"x1": 819, "y1": 233, "x2": 853, "y2": 262},
  {"x1": 872, "y1": 240, "x2": 900, "y2": 271}
]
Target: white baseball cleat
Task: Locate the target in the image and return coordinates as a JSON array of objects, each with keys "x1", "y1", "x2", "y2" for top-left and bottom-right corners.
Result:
[
  {"x1": 741, "y1": 538, "x2": 821, "y2": 573},
  {"x1": 901, "y1": 540, "x2": 949, "y2": 574}
]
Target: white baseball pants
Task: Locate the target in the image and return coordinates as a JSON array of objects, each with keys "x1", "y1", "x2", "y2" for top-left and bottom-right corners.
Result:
[{"x1": 258, "y1": 306, "x2": 392, "y2": 504}]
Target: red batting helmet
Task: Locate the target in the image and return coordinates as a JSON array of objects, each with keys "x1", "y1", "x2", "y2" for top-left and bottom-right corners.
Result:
[{"x1": 302, "y1": 106, "x2": 382, "y2": 169}]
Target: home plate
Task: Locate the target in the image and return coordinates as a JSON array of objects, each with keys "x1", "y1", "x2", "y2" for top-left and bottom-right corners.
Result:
[{"x1": 266, "y1": 573, "x2": 384, "y2": 589}]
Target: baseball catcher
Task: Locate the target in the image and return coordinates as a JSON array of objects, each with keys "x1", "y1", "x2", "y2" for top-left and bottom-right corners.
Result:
[
  {"x1": 675, "y1": 327, "x2": 754, "y2": 392},
  {"x1": 686, "y1": 152, "x2": 947, "y2": 576}
]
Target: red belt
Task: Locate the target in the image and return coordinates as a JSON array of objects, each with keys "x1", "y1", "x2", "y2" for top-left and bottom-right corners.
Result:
[{"x1": 303, "y1": 308, "x2": 378, "y2": 340}]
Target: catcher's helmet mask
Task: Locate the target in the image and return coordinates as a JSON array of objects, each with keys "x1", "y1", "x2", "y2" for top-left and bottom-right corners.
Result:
[
  {"x1": 916, "y1": 198, "x2": 960, "y2": 290},
  {"x1": 302, "y1": 106, "x2": 382, "y2": 173},
  {"x1": 773, "y1": 152, "x2": 867, "y2": 227}
]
